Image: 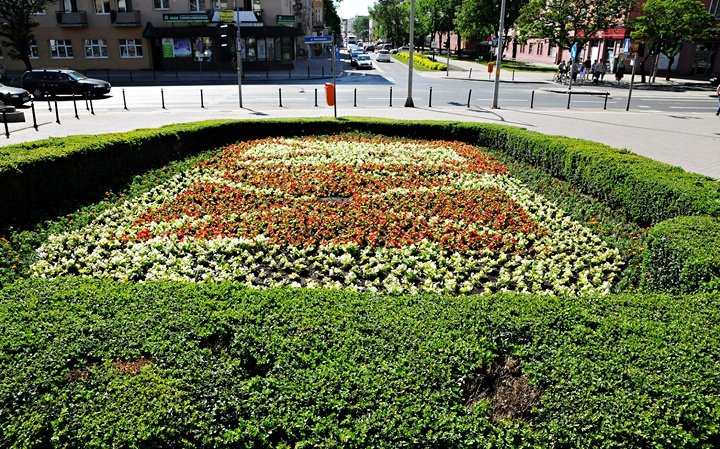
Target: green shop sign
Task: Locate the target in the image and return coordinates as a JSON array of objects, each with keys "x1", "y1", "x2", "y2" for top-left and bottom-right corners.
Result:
[
  {"x1": 162, "y1": 13, "x2": 209, "y2": 23},
  {"x1": 276, "y1": 15, "x2": 295, "y2": 26}
]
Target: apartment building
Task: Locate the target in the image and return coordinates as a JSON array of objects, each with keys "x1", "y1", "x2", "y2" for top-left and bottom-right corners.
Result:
[{"x1": 0, "y1": 0, "x2": 326, "y2": 72}]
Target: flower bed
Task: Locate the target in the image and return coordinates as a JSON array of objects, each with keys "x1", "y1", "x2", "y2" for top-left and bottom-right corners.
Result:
[{"x1": 32, "y1": 135, "x2": 622, "y2": 295}]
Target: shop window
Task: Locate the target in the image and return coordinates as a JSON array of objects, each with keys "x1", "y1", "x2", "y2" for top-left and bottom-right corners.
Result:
[
  {"x1": 710, "y1": 0, "x2": 720, "y2": 19},
  {"x1": 281, "y1": 37, "x2": 291, "y2": 61},
  {"x1": 194, "y1": 37, "x2": 213, "y2": 61},
  {"x1": 84, "y1": 39, "x2": 108, "y2": 58},
  {"x1": 119, "y1": 39, "x2": 143, "y2": 58},
  {"x1": 49, "y1": 39, "x2": 73, "y2": 58}
]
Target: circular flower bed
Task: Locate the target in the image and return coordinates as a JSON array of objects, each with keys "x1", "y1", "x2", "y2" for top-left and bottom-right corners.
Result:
[{"x1": 32, "y1": 135, "x2": 622, "y2": 295}]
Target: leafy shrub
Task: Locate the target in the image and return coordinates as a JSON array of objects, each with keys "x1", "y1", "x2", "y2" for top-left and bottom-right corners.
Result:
[
  {"x1": 393, "y1": 51, "x2": 448, "y2": 71},
  {"x1": 641, "y1": 216, "x2": 720, "y2": 293},
  {"x1": 1, "y1": 279, "x2": 719, "y2": 447}
]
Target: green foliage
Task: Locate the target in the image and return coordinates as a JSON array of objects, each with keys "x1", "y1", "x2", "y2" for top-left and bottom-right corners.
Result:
[
  {"x1": 393, "y1": 51, "x2": 448, "y2": 71},
  {"x1": 1, "y1": 280, "x2": 719, "y2": 447},
  {"x1": 642, "y1": 216, "x2": 720, "y2": 294}
]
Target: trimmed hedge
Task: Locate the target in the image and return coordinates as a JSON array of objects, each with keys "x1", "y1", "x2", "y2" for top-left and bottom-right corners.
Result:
[
  {"x1": 642, "y1": 216, "x2": 720, "y2": 293},
  {"x1": 393, "y1": 51, "x2": 448, "y2": 71},
  {"x1": 1, "y1": 279, "x2": 719, "y2": 447}
]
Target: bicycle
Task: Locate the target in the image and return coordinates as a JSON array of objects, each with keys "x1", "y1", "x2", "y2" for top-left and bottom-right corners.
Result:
[{"x1": 553, "y1": 70, "x2": 568, "y2": 84}]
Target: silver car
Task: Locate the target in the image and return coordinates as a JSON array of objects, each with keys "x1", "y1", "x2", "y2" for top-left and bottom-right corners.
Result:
[{"x1": 0, "y1": 83, "x2": 31, "y2": 107}]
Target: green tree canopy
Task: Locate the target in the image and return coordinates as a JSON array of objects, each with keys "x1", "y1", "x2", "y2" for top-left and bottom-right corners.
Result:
[
  {"x1": 630, "y1": 0, "x2": 717, "y2": 80},
  {"x1": 516, "y1": 0, "x2": 632, "y2": 58},
  {"x1": 369, "y1": 0, "x2": 409, "y2": 46},
  {"x1": 0, "y1": 0, "x2": 54, "y2": 70},
  {"x1": 353, "y1": 15, "x2": 370, "y2": 42}
]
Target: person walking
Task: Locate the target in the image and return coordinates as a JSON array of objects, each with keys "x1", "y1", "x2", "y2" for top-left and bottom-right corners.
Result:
[
  {"x1": 598, "y1": 59, "x2": 607, "y2": 81},
  {"x1": 716, "y1": 84, "x2": 720, "y2": 116},
  {"x1": 615, "y1": 60, "x2": 626, "y2": 83},
  {"x1": 591, "y1": 60, "x2": 598, "y2": 84},
  {"x1": 583, "y1": 58, "x2": 592, "y2": 80}
]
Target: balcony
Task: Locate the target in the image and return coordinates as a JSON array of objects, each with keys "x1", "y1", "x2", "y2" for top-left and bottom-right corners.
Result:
[
  {"x1": 111, "y1": 10, "x2": 141, "y2": 26},
  {"x1": 55, "y1": 10, "x2": 88, "y2": 27}
]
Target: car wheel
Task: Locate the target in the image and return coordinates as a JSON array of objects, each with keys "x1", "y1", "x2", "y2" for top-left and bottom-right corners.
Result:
[{"x1": 32, "y1": 89, "x2": 45, "y2": 99}]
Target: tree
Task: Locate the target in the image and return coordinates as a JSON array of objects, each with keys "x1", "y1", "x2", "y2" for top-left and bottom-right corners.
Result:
[
  {"x1": 369, "y1": 0, "x2": 409, "y2": 46},
  {"x1": 515, "y1": 0, "x2": 632, "y2": 61},
  {"x1": 631, "y1": 0, "x2": 717, "y2": 81},
  {"x1": 0, "y1": 0, "x2": 54, "y2": 70},
  {"x1": 353, "y1": 15, "x2": 370, "y2": 42},
  {"x1": 455, "y1": 0, "x2": 528, "y2": 57},
  {"x1": 324, "y1": 0, "x2": 342, "y2": 39}
]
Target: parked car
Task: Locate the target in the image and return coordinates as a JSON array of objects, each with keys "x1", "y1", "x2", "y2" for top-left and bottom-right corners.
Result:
[
  {"x1": 354, "y1": 54, "x2": 373, "y2": 69},
  {"x1": 376, "y1": 49, "x2": 391, "y2": 62},
  {"x1": 21, "y1": 69, "x2": 111, "y2": 99},
  {"x1": 0, "y1": 83, "x2": 31, "y2": 107}
]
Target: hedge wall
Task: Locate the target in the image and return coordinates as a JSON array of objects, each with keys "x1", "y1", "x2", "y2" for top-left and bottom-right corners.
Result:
[{"x1": 1, "y1": 279, "x2": 719, "y2": 448}]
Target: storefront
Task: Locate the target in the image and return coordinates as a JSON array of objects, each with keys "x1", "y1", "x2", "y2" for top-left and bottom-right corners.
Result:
[{"x1": 142, "y1": 12, "x2": 302, "y2": 72}]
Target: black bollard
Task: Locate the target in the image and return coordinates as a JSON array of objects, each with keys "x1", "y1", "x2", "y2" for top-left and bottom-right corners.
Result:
[
  {"x1": 72, "y1": 93, "x2": 79, "y2": 119},
  {"x1": 288, "y1": 68, "x2": 292, "y2": 80},
  {"x1": 84, "y1": 93, "x2": 89, "y2": 111},
  {"x1": 48, "y1": 99, "x2": 52, "y2": 112},
  {"x1": 3, "y1": 111, "x2": 9, "y2": 138},
  {"x1": 266, "y1": 70, "x2": 269, "y2": 80},
  {"x1": 429, "y1": 87, "x2": 433, "y2": 107},
  {"x1": 512, "y1": 69, "x2": 515, "y2": 81},
  {"x1": 55, "y1": 99, "x2": 60, "y2": 124},
  {"x1": 322, "y1": 67, "x2": 325, "y2": 78},
  {"x1": 389, "y1": 87, "x2": 393, "y2": 107},
  {"x1": 567, "y1": 92, "x2": 572, "y2": 109},
  {"x1": 129, "y1": 70, "x2": 133, "y2": 82},
  {"x1": 89, "y1": 96, "x2": 94, "y2": 115},
  {"x1": 469, "y1": 68, "x2": 472, "y2": 79},
  {"x1": 604, "y1": 93, "x2": 609, "y2": 110},
  {"x1": 278, "y1": 88, "x2": 283, "y2": 107},
  {"x1": 354, "y1": 88, "x2": 357, "y2": 107},
  {"x1": 200, "y1": 89, "x2": 205, "y2": 108},
  {"x1": 467, "y1": 89, "x2": 472, "y2": 107},
  {"x1": 122, "y1": 89, "x2": 128, "y2": 110},
  {"x1": 161, "y1": 89, "x2": 166, "y2": 109},
  {"x1": 531, "y1": 90, "x2": 535, "y2": 109},
  {"x1": 31, "y1": 101, "x2": 38, "y2": 130},
  {"x1": 307, "y1": 66, "x2": 310, "y2": 79},
  {"x1": 315, "y1": 88, "x2": 318, "y2": 107}
]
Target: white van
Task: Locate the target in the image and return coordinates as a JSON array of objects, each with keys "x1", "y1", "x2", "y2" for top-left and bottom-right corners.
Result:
[{"x1": 346, "y1": 35, "x2": 357, "y2": 47}]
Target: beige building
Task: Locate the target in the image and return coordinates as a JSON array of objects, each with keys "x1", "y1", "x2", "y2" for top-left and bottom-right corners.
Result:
[{"x1": 1, "y1": 0, "x2": 326, "y2": 72}]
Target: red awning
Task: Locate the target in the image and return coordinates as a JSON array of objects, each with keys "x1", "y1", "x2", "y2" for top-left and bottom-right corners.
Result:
[{"x1": 596, "y1": 28, "x2": 630, "y2": 39}]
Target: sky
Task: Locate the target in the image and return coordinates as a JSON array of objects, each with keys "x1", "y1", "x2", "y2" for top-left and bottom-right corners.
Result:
[{"x1": 336, "y1": 0, "x2": 375, "y2": 19}]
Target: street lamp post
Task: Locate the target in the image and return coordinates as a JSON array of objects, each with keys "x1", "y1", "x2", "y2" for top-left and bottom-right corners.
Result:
[
  {"x1": 491, "y1": 0, "x2": 506, "y2": 109},
  {"x1": 405, "y1": 0, "x2": 415, "y2": 107},
  {"x1": 234, "y1": 0, "x2": 243, "y2": 108}
]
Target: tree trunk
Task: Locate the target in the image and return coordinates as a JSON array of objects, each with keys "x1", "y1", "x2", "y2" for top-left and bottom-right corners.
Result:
[
  {"x1": 639, "y1": 53, "x2": 651, "y2": 83},
  {"x1": 22, "y1": 56, "x2": 32, "y2": 71}
]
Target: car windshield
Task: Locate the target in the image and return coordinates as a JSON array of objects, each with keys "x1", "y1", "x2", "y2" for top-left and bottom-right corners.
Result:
[
  {"x1": 358, "y1": 55, "x2": 370, "y2": 60},
  {"x1": 66, "y1": 71, "x2": 88, "y2": 81}
]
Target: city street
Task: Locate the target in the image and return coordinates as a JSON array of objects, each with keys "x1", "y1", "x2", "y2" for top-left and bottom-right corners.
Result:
[{"x1": 2, "y1": 53, "x2": 719, "y2": 178}]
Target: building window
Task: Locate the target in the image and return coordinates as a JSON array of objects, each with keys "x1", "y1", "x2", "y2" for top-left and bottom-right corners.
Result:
[
  {"x1": 118, "y1": 0, "x2": 133, "y2": 12},
  {"x1": 84, "y1": 39, "x2": 108, "y2": 58},
  {"x1": 94, "y1": 0, "x2": 110, "y2": 14},
  {"x1": 49, "y1": 39, "x2": 73, "y2": 58},
  {"x1": 710, "y1": 0, "x2": 720, "y2": 18},
  {"x1": 211, "y1": 0, "x2": 228, "y2": 10},
  {"x1": 154, "y1": 0, "x2": 170, "y2": 9},
  {"x1": 29, "y1": 40, "x2": 39, "y2": 58},
  {"x1": 189, "y1": 0, "x2": 205, "y2": 11},
  {"x1": 119, "y1": 39, "x2": 143, "y2": 58}
]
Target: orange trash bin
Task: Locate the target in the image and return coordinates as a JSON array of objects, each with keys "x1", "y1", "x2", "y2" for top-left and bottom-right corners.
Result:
[
  {"x1": 324, "y1": 82, "x2": 335, "y2": 106},
  {"x1": 487, "y1": 62, "x2": 494, "y2": 72}
]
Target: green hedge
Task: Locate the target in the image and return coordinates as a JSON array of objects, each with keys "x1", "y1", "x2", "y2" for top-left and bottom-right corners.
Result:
[
  {"x1": 1, "y1": 279, "x2": 719, "y2": 448},
  {"x1": 3, "y1": 118, "x2": 719, "y2": 228},
  {"x1": 642, "y1": 216, "x2": 720, "y2": 294}
]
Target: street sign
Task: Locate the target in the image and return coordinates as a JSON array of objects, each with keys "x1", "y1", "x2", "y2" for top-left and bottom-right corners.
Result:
[
  {"x1": 570, "y1": 43, "x2": 577, "y2": 60},
  {"x1": 623, "y1": 38, "x2": 631, "y2": 53},
  {"x1": 162, "y1": 13, "x2": 209, "y2": 23},
  {"x1": 304, "y1": 36, "x2": 333, "y2": 44}
]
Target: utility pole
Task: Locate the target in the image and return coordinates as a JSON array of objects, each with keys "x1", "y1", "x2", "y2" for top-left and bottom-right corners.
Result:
[
  {"x1": 234, "y1": 0, "x2": 243, "y2": 108},
  {"x1": 405, "y1": 0, "x2": 415, "y2": 107},
  {"x1": 491, "y1": 0, "x2": 506, "y2": 109}
]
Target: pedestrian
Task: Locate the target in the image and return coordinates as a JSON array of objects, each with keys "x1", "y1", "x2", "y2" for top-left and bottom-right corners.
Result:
[
  {"x1": 615, "y1": 60, "x2": 625, "y2": 83},
  {"x1": 598, "y1": 59, "x2": 607, "y2": 81},
  {"x1": 591, "y1": 60, "x2": 598, "y2": 84},
  {"x1": 716, "y1": 84, "x2": 720, "y2": 116},
  {"x1": 583, "y1": 58, "x2": 591, "y2": 80},
  {"x1": 571, "y1": 60, "x2": 580, "y2": 82}
]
